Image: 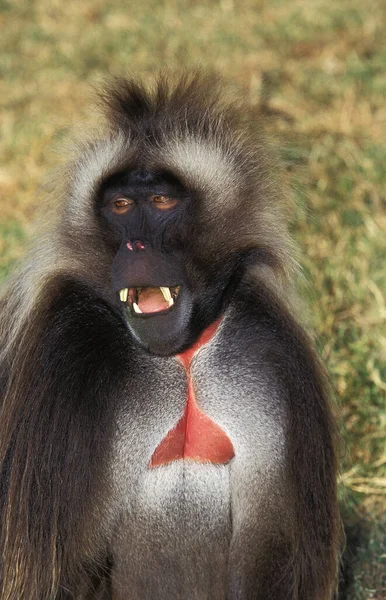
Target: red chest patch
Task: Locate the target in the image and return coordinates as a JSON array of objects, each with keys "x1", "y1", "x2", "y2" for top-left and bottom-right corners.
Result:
[{"x1": 150, "y1": 319, "x2": 235, "y2": 467}]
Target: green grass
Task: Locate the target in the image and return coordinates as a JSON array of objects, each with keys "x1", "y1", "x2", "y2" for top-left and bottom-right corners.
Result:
[{"x1": 1, "y1": 0, "x2": 385, "y2": 597}]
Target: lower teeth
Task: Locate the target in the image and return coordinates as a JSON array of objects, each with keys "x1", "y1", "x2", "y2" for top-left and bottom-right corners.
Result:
[{"x1": 133, "y1": 302, "x2": 143, "y2": 314}]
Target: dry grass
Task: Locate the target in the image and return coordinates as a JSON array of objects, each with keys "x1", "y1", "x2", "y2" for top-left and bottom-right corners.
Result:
[{"x1": 1, "y1": 0, "x2": 385, "y2": 597}]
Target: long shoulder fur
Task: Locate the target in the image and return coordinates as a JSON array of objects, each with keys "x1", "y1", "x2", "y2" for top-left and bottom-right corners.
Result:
[
  {"x1": 0, "y1": 72, "x2": 339, "y2": 598},
  {"x1": 0, "y1": 277, "x2": 128, "y2": 598}
]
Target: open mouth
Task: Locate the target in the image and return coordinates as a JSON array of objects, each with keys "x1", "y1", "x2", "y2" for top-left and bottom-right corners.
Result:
[{"x1": 119, "y1": 286, "x2": 181, "y2": 315}]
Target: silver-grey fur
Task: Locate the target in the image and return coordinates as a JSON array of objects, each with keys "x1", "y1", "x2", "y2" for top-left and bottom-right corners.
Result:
[{"x1": 0, "y1": 72, "x2": 340, "y2": 600}]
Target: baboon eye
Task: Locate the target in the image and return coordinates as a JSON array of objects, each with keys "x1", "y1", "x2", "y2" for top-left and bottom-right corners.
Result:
[
  {"x1": 111, "y1": 198, "x2": 134, "y2": 214},
  {"x1": 151, "y1": 195, "x2": 179, "y2": 210}
]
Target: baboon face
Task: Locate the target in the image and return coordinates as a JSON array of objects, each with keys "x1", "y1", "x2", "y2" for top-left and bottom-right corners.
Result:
[{"x1": 98, "y1": 167, "x2": 241, "y2": 356}]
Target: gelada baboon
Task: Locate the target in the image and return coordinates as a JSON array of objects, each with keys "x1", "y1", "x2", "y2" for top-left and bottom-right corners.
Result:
[{"x1": 0, "y1": 73, "x2": 340, "y2": 599}]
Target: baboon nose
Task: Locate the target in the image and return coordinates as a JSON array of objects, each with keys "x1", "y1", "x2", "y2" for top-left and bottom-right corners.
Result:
[{"x1": 126, "y1": 240, "x2": 146, "y2": 251}]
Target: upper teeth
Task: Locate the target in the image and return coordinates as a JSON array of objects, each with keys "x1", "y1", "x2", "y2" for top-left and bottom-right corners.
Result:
[
  {"x1": 160, "y1": 287, "x2": 174, "y2": 307},
  {"x1": 119, "y1": 288, "x2": 129, "y2": 302},
  {"x1": 160, "y1": 287, "x2": 172, "y2": 302},
  {"x1": 118, "y1": 287, "x2": 175, "y2": 310}
]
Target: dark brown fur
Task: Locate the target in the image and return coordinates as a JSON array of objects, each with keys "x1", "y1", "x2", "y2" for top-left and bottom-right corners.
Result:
[{"x1": 0, "y1": 73, "x2": 340, "y2": 599}]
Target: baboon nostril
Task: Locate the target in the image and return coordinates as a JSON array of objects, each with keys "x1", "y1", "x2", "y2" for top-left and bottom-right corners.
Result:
[{"x1": 134, "y1": 241, "x2": 145, "y2": 250}]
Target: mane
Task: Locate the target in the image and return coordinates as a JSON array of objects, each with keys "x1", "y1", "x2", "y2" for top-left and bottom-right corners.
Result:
[{"x1": 0, "y1": 72, "x2": 300, "y2": 361}]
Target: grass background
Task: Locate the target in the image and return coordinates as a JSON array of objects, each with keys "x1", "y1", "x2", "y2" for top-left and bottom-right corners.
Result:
[{"x1": 1, "y1": 0, "x2": 385, "y2": 597}]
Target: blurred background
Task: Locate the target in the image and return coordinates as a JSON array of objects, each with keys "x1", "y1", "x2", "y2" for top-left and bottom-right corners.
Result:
[{"x1": 0, "y1": 0, "x2": 385, "y2": 597}]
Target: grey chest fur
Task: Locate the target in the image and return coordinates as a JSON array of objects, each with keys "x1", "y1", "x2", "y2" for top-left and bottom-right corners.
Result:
[{"x1": 109, "y1": 317, "x2": 286, "y2": 598}]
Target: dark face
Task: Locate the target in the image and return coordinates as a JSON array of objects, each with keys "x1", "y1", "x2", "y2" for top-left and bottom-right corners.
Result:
[{"x1": 98, "y1": 169, "x2": 239, "y2": 356}]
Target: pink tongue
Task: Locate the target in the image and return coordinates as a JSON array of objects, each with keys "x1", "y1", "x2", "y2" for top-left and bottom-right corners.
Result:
[{"x1": 138, "y1": 288, "x2": 169, "y2": 313}]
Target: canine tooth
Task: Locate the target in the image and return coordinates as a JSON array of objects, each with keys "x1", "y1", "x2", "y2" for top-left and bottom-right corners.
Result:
[
  {"x1": 160, "y1": 287, "x2": 172, "y2": 302},
  {"x1": 119, "y1": 289, "x2": 128, "y2": 302},
  {"x1": 168, "y1": 297, "x2": 174, "y2": 308},
  {"x1": 133, "y1": 302, "x2": 143, "y2": 314}
]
